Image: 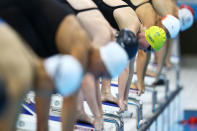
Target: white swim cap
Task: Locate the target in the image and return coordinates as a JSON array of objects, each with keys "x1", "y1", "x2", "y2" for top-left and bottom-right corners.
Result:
[
  {"x1": 100, "y1": 42, "x2": 129, "y2": 78},
  {"x1": 44, "y1": 55, "x2": 83, "y2": 97},
  {"x1": 161, "y1": 14, "x2": 181, "y2": 38},
  {"x1": 179, "y1": 8, "x2": 194, "y2": 31}
]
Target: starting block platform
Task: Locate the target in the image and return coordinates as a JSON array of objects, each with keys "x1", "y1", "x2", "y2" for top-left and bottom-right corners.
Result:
[{"x1": 17, "y1": 38, "x2": 183, "y2": 131}]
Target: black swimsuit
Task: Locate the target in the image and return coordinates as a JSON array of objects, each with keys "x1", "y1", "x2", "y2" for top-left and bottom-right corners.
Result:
[
  {"x1": 58, "y1": 0, "x2": 98, "y2": 15},
  {"x1": 0, "y1": 0, "x2": 74, "y2": 58},
  {"x1": 122, "y1": 0, "x2": 153, "y2": 52},
  {"x1": 122, "y1": 0, "x2": 152, "y2": 11},
  {"x1": 93, "y1": 0, "x2": 130, "y2": 30}
]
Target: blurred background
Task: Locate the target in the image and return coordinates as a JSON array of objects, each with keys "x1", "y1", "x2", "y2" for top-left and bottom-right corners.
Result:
[
  {"x1": 178, "y1": 0, "x2": 197, "y2": 110},
  {"x1": 177, "y1": 0, "x2": 197, "y2": 130}
]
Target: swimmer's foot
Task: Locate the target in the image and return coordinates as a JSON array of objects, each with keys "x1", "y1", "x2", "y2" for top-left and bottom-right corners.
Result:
[
  {"x1": 165, "y1": 60, "x2": 173, "y2": 70},
  {"x1": 93, "y1": 116, "x2": 104, "y2": 131},
  {"x1": 77, "y1": 110, "x2": 94, "y2": 125},
  {"x1": 131, "y1": 83, "x2": 138, "y2": 90},
  {"x1": 101, "y1": 92, "x2": 118, "y2": 104},
  {"x1": 117, "y1": 99, "x2": 127, "y2": 113},
  {"x1": 131, "y1": 83, "x2": 145, "y2": 95},
  {"x1": 146, "y1": 69, "x2": 156, "y2": 77}
]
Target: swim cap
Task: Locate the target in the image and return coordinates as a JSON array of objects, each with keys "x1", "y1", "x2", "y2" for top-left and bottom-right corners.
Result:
[
  {"x1": 44, "y1": 55, "x2": 83, "y2": 97},
  {"x1": 116, "y1": 29, "x2": 138, "y2": 59},
  {"x1": 145, "y1": 26, "x2": 167, "y2": 51},
  {"x1": 180, "y1": 4, "x2": 194, "y2": 15},
  {"x1": 100, "y1": 42, "x2": 129, "y2": 78},
  {"x1": 179, "y1": 4, "x2": 194, "y2": 31},
  {"x1": 161, "y1": 14, "x2": 181, "y2": 38}
]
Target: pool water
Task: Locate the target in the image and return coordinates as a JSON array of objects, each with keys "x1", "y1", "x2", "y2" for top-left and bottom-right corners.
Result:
[
  {"x1": 171, "y1": 110, "x2": 197, "y2": 131},
  {"x1": 182, "y1": 110, "x2": 197, "y2": 131}
]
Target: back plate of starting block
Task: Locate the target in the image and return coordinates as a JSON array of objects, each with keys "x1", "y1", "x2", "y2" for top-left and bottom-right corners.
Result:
[
  {"x1": 18, "y1": 96, "x2": 95, "y2": 131},
  {"x1": 102, "y1": 101, "x2": 119, "y2": 114},
  {"x1": 20, "y1": 92, "x2": 122, "y2": 131}
]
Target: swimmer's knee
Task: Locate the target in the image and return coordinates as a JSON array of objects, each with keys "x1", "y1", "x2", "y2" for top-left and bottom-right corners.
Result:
[
  {"x1": 34, "y1": 59, "x2": 54, "y2": 91},
  {"x1": 124, "y1": 65, "x2": 130, "y2": 73},
  {"x1": 138, "y1": 50, "x2": 146, "y2": 57},
  {"x1": 82, "y1": 73, "x2": 95, "y2": 86}
]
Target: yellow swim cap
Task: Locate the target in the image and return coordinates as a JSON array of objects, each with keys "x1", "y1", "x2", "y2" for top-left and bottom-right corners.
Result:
[{"x1": 145, "y1": 26, "x2": 167, "y2": 51}]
